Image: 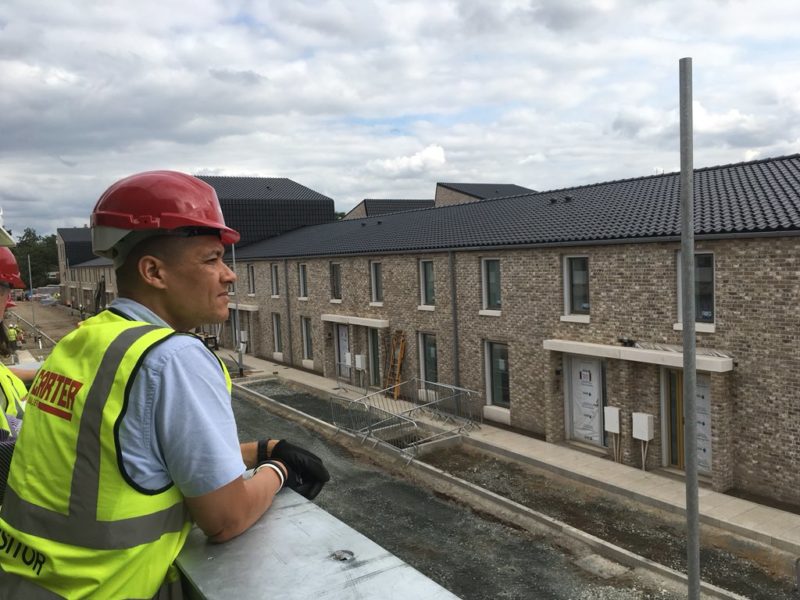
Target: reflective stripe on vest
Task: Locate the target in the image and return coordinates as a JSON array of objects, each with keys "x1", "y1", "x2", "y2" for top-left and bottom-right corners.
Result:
[{"x1": 1, "y1": 323, "x2": 188, "y2": 549}]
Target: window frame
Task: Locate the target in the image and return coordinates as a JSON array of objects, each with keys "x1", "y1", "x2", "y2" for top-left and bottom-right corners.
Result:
[
  {"x1": 301, "y1": 316, "x2": 313, "y2": 360},
  {"x1": 298, "y1": 263, "x2": 308, "y2": 298},
  {"x1": 270, "y1": 264, "x2": 280, "y2": 297},
  {"x1": 676, "y1": 251, "x2": 716, "y2": 326},
  {"x1": 370, "y1": 261, "x2": 383, "y2": 303},
  {"x1": 246, "y1": 264, "x2": 256, "y2": 295},
  {"x1": 272, "y1": 313, "x2": 282, "y2": 353},
  {"x1": 419, "y1": 259, "x2": 435, "y2": 306},
  {"x1": 481, "y1": 258, "x2": 501, "y2": 311},
  {"x1": 563, "y1": 255, "x2": 590, "y2": 316},
  {"x1": 419, "y1": 332, "x2": 438, "y2": 384},
  {"x1": 485, "y1": 341, "x2": 510, "y2": 408},
  {"x1": 330, "y1": 262, "x2": 342, "y2": 300}
]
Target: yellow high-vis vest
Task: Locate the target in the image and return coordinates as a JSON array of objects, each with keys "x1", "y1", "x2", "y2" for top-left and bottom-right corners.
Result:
[
  {"x1": 0, "y1": 363, "x2": 28, "y2": 419},
  {"x1": 0, "y1": 309, "x2": 231, "y2": 599}
]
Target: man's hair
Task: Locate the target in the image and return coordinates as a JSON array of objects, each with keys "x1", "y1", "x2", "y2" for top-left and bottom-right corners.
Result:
[{"x1": 115, "y1": 235, "x2": 188, "y2": 295}]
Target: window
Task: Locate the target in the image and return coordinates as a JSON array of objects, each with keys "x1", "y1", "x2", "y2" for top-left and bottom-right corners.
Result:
[
  {"x1": 486, "y1": 342, "x2": 509, "y2": 408},
  {"x1": 301, "y1": 316, "x2": 313, "y2": 360},
  {"x1": 298, "y1": 264, "x2": 308, "y2": 298},
  {"x1": 370, "y1": 261, "x2": 383, "y2": 303},
  {"x1": 368, "y1": 328, "x2": 381, "y2": 386},
  {"x1": 330, "y1": 263, "x2": 342, "y2": 300},
  {"x1": 564, "y1": 256, "x2": 590, "y2": 315},
  {"x1": 420, "y1": 333, "x2": 438, "y2": 383},
  {"x1": 677, "y1": 252, "x2": 715, "y2": 324},
  {"x1": 272, "y1": 313, "x2": 282, "y2": 352},
  {"x1": 420, "y1": 260, "x2": 435, "y2": 306},
  {"x1": 482, "y1": 259, "x2": 501, "y2": 310},
  {"x1": 246, "y1": 264, "x2": 256, "y2": 294},
  {"x1": 270, "y1": 264, "x2": 280, "y2": 296}
]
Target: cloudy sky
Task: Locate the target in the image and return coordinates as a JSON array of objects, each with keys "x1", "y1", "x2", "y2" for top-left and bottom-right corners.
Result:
[{"x1": 2, "y1": 0, "x2": 800, "y2": 236}]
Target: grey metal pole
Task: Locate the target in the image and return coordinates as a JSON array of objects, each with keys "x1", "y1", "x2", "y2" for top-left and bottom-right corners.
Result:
[
  {"x1": 679, "y1": 56, "x2": 700, "y2": 599},
  {"x1": 231, "y1": 244, "x2": 243, "y2": 377}
]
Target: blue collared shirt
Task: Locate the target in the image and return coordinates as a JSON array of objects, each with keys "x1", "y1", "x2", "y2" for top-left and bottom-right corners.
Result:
[{"x1": 112, "y1": 298, "x2": 245, "y2": 497}]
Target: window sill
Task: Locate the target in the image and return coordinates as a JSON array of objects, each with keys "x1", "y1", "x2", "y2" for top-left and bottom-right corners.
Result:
[
  {"x1": 673, "y1": 322, "x2": 716, "y2": 333},
  {"x1": 417, "y1": 305, "x2": 435, "y2": 311},
  {"x1": 272, "y1": 352, "x2": 283, "y2": 362},
  {"x1": 247, "y1": 293, "x2": 256, "y2": 298},
  {"x1": 370, "y1": 301, "x2": 384, "y2": 307},
  {"x1": 302, "y1": 359, "x2": 314, "y2": 370},
  {"x1": 298, "y1": 297, "x2": 308, "y2": 302},
  {"x1": 329, "y1": 298, "x2": 342, "y2": 304},
  {"x1": 479, "y1": 309, "x2": 501, "y2": 317},
  {"x1": 270, "y1": 295, "x2": 280, "y2": 299},
  {"x1": 483, "y1": 405, "x2": 511, "y2": 425},
  {"x1": 561, "y1": 314, "x2": 590, "y2": 323}
]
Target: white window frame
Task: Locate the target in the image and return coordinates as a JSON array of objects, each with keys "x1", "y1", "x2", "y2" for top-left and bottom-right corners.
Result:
[
  {"x1": 270, "y1": 264, "x2": 280, "y2": 297},
  {"x1": 330, "y1": 262, "x2": 342, "y2": 301},
  {"x1": 561, "y1": 255, "x2": 590, "y2": 323},
  {"x1": 419, "y1": 259, "x2": 435, "y2": 307},
  {"x1": 675, "y1": 251, "x2": 716, "y2": 333},
  {"x1": 370, "y1": 261, "x2": 383, "y2": 304},
  {"x1": 246, "y1": 264, "x2": 256, "y2": 295},
  {"x1": 480, "y1": 258, "x2": 501, "y2": 314},
  {"x1": 298, "y1": 263, "x2": 308, "y2": 299}
]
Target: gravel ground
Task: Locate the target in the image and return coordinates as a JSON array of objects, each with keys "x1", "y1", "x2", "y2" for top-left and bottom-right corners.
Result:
[
  {"x1": 233, "y1": 388, "x2": 685, "y2": 600},
  {"x1": 244, "y1": 379, "x2": 800, "y2": 600}
]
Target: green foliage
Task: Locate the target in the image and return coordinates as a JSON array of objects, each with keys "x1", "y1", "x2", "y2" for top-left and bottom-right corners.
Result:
[{"x1": 10, "y1": 228, "x2": 58, "y2": 289}]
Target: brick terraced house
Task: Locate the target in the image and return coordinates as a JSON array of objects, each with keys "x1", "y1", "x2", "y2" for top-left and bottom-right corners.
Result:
[{"x1": 228, "y1": 154, "x2": 800, "y2": 508}]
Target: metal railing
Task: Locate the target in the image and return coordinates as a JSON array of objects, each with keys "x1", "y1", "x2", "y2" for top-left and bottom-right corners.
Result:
[{"x1": 330, "y1": 378, "x2": 481, "y2": 459}]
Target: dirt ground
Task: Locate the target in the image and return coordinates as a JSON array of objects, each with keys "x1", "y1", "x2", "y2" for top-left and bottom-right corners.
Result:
[{"x1": 247, "y1": 379, "x2": 800, "y2": 600}]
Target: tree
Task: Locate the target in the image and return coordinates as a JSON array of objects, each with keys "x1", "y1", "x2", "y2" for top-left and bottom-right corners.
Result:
[{"x1": 11, "y1": 228, "x2": 58, "y2": 289}]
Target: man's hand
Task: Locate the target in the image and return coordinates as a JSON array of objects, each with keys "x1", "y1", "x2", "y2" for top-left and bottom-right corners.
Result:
[{"x1": 268, "y1": 440, "x2": 330, "y2": 500}]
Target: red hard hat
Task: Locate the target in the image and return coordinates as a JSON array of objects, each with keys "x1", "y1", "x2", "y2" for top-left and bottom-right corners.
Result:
[
  {"x1": 91, "y1": 171, "x2": 240, "y2": 258},
  {"x1": 0, "y1": 248, "x2": 25, "y2": 289}
]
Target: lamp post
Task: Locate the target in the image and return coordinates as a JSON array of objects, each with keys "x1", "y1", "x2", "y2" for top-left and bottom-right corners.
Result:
[{"x1": 230, "y1": 244, "x2": 244, "y2": 377}]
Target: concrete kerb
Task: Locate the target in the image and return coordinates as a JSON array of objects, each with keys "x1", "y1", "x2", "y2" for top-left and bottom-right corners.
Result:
[{"x1": 233, "y1": 378, "x2": 747, "y2": 600}]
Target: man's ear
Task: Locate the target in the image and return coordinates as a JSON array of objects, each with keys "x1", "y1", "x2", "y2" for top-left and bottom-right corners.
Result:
[{"x1": 138, "y1": 255, "x2": 169, "y2": 290}]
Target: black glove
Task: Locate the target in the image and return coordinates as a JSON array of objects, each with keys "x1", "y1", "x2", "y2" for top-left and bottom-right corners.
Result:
[{"x1": 268, "y1": 439, "x2": 330, "y2": 500}]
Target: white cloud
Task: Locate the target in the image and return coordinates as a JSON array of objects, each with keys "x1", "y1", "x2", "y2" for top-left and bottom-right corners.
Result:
[
  {"x1": 2, "y1": 0, "x2": 800, "y2": 234},
  {"x1": 367, "y1": 145, "x2": 447, "y2": 178}
]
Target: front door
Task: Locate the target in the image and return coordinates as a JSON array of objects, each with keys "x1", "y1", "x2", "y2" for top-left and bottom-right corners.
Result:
[
  {"x1": 568, "y1": 357, "x2": 604, "y2": 445},
  {"x1": 336, "y1": 324, "x2": 350, "y2": 378},
  {"x1": 666, "y1": 370, "x2": 712, "y2": 474}
]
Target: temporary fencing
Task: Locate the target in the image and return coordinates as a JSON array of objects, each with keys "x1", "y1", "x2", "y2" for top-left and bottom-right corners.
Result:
[{"x1": 330, "y1": 377, "x2": 480, "y2": 459}]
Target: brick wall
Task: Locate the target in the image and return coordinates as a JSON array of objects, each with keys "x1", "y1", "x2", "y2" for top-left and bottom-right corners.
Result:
[{"x1": 229, "y1": 235, "x2": 800, "y2": 506}]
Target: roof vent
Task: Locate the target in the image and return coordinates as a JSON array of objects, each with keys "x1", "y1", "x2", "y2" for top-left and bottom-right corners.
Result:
[
  {"x1": 549, "y1": 197, "x2": 557, "y2": 204},
  {"x1": 361, "y1": 222, "x2": 366, "y2": 226},
  {"x1": 377, "y1": 220, "x2": 382, "y2": 225},
  {"x1": 564, "y1": 195, "x2": 573, "y2": 202}
]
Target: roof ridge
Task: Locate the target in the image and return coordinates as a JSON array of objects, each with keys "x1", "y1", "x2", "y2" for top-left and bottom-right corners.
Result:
[{"x1": 524, "y1": 153, "x2": 800, "y2": 197}]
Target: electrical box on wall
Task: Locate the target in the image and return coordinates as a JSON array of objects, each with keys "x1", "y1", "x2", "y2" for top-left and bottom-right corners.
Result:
[
  {"x1": 354, "y1": 354, "x2": 365, "y2": 370},
  {"x1": 604, "y1": 407, "x2": 620, "y2": 434},
  {"x1": 632, "y1": 412, "x2": 654, "y2": 441}
]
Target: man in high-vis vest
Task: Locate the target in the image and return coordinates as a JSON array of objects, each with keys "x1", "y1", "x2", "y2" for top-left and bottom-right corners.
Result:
[{"x1": 0, "y1": 171, "x2": 329, "y2": 599}]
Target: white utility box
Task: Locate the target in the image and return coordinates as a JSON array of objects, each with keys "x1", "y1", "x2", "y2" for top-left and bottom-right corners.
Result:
[
  {"x1": 603, "y1": 406, "x2": 620, "y2": 434},
  {"x1": 354, "y1": 354, "x2": 365, "y2": 370},
  {"x1": 344, "y1": 352, "x2": 351, "y2": 366},
  {"x1": 632, "y1": 412, "x2": 654, "y2": 441}
]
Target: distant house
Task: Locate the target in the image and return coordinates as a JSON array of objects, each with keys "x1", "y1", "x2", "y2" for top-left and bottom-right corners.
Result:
[
  {"x1": 224, "y1": 154, "x2": 800, "y2": 508},
  {"x1": 196, "y1": 176, "x2": 335, "y2": 247},
  {"x1": 56, "y1": 175, "x2": 336, "y2": 313},
  {"x1": 434, "y1": 182, "x2": 535, "y2": 207},
  {"x1": 343, "y1": 199, "x2": 435, "y2": 220}
]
